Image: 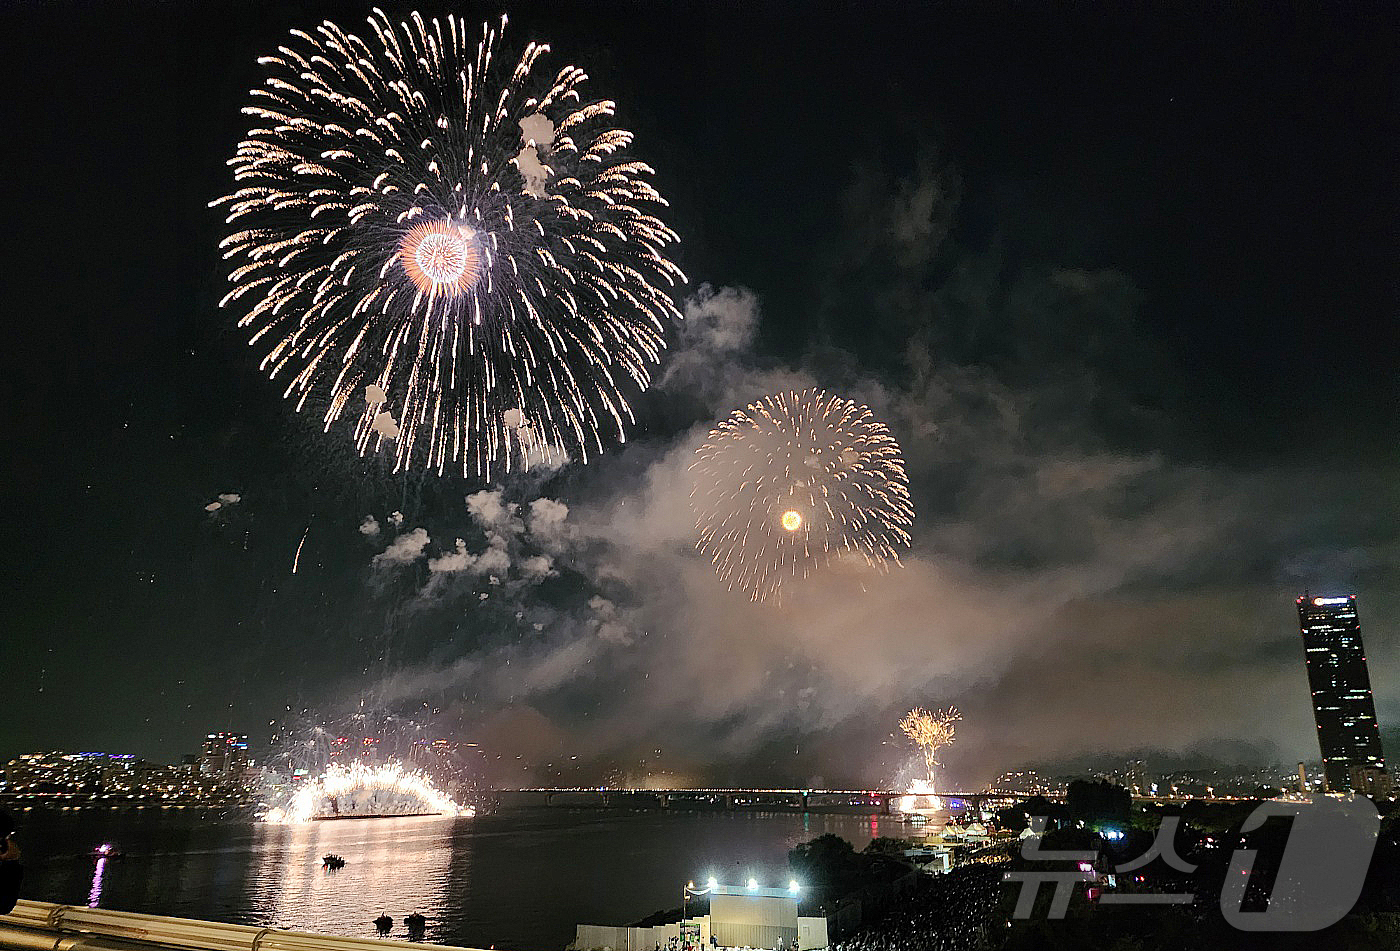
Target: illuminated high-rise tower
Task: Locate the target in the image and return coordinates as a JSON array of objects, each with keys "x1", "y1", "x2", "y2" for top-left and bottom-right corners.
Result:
[
  {"x1": 201, "y1": 732, "x2": 249, "y2": 783},
  {"x1": 1298, "y1": 594, "x2": 1388, "y2": 795}
]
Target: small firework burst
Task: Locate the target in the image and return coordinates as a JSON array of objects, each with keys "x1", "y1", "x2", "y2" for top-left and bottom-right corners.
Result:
[
  {"x1": 900, "y1": 707, "x2": 960, "y2": 784},
  {"x1": 691, "y1": 388, "x2": 914, "y2": 603}
]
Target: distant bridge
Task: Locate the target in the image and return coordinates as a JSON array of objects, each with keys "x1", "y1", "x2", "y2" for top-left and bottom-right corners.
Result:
[{"x1": 493, "y1": 788, "x2": 1030, "y2": 814}]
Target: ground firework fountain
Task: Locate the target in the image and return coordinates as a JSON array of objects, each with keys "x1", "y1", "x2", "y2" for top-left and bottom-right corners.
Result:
[
  {"x1": 894, "y1": 708, "x2": 960, "y2": 816},
  {"x1": 263, "y1": 761, "x2": 473, "y2": 823}
]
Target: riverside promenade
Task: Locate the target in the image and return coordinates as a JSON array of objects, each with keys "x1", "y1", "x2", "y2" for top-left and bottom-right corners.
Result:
[{"x1": 0, "y1": 901, "x2": 492, "y2": 951}]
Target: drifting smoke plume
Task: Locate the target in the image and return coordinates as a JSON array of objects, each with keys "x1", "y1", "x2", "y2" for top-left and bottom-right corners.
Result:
[
  {"x1": 204, "y1": 492, "x2": 242, "y2": 513},
  {"x1": 352, "y1": 158, "x2": 1400, "y2": 789},
  {"x1": 374, "y1": 527, "x2": 431, "y2": 567}
]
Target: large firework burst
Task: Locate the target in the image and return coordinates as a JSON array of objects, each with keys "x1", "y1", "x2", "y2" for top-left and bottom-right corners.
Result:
[
  {"x1": 214, "y1": 11, "x2": 684, "y2": 479},
  {"x1": 691, "y1": 389, "x2": 914, "y2": 603}
]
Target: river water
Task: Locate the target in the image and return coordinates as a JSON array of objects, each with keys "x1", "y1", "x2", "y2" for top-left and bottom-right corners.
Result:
[{"x1": 12, "y1": 809, "x2": 926, "y2": 951}]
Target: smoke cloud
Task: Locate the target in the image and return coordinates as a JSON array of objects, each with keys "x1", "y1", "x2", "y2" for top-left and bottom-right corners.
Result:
[
  {"x1": 373, "y1": 527, "x2": 430, "y2": 567},
  {"x1": 355, "y1": 158, "x2": 1399, "y2": 790}
]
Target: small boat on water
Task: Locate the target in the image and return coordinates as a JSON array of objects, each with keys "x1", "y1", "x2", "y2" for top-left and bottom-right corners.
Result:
[
  {"x1": 322, "y1": 853, "x2": 346, "y2": 869},
  {"x1": 93, "y1": 843, "x2": 123, "y2": 860}
]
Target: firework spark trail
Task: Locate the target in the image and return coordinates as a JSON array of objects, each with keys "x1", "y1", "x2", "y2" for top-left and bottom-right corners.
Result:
[
  {"x1": 900, "y1": 707, "x2": 960, "y2": 785},
  {"x1": 292, "y1": 525, "x2": 310, "y2": 574},
  {"x1": 213, "y1": 11, "x2": 684, "y2": 480},
  {"x1": 690, "y1": 388, "x2": 914, "y2": 603}
]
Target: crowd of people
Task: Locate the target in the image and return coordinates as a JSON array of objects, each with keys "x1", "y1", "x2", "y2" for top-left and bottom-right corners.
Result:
[
  {"x1": 0, "y1": 810, "x2": 22, "y2": 915},
  {"x1": 829, "y1": 866, "x2": 1002, "y2": 951}
]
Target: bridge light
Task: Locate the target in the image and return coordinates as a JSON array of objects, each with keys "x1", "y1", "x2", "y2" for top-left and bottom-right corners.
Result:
[
  {"x1": 748, "y1": 878, "x2": 758, "y2": 890},
  {"x1": 788, "y1": 880, "x2": 800, "y2": 893}
]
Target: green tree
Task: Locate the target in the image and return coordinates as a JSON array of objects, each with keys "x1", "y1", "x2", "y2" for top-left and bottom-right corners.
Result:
[
  {"x1": 788, "y1": 834, "x2": 856, "y2": 899},
  {"x1": 1006, "y1": 794, "x2": 1069, "y2": 831},
  {"x1": 1067, "y1": 779, "x2": 1131, "y2": 824},
  {"x1": 864, "y1": 836, "x2": 912, "y2": 856}
]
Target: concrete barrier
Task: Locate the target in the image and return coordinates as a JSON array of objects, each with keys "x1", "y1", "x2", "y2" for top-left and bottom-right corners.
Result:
[{"x1": 0, "y1": 902, "x2": 492, "y2": 951}]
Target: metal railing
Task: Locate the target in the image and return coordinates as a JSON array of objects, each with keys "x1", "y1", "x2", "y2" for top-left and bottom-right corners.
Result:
[{"x1": 0, "y1": 902, "x2": 490, "y2": 951}]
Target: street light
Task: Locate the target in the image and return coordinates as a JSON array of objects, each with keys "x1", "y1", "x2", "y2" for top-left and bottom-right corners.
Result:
[
  {"x1": 747, "y1": 877, "x2": 758, "y2": 890},
  {"x1": 682, "y1": 882, "x2": 691, "y2": 951},
  {"x1": 683, "y1": 879, "x2": 712, "y2": 951},
  {"x1": 788, "y1": 880, "x2": 800, "y2": 894}
]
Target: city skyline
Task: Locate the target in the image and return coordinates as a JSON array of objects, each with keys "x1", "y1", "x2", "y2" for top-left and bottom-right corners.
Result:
[
  {"x1": 1, "y1": 622, "x2": 1385, "y2": 794},
  {"x1": 4, "y1": 0, "x2": 1397, "y2": 790},
  {"x1": 0, "y1": 740, "x2": 1328, "y2": 803}
]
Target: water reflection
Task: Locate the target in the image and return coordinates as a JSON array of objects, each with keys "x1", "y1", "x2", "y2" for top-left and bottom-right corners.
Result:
[
  {"x1": 249, "y1": 816, "x2": 457, "y2": 941},
  {"x1": 88, "y1": 857, "x2": 107, "y2": 907},
  {"x1": 25, "y1": 809, "x2": 924, "y2": 951}
]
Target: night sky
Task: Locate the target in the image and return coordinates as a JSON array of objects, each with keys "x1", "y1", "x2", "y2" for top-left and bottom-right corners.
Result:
[{"x1": 4, "y1": 1, "x2": 1397, "y2": 789}]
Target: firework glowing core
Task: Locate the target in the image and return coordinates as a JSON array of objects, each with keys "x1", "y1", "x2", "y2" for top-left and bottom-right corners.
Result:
[
  {"x1": 780, "y1": 510, "x2": 804, "y2": 532},
  {"x1": 894, "y1": 779, "x2": 944, "y2": 816},
  {"x1": 400, "y1": 221, "x2": 482, "y2": 297},
  {"x1": 263, "y1": 761, "x2": 471, "y2": 824}
]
